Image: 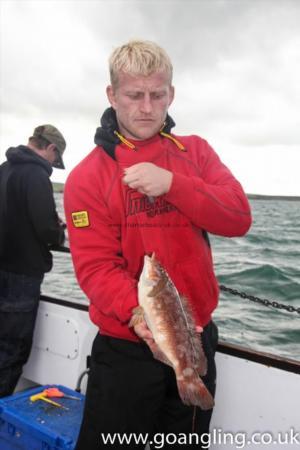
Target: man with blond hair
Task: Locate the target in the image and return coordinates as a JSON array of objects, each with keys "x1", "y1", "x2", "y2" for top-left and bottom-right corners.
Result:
[{"x1": 65, "y1": 40, "x2": 251, "y2": 448}]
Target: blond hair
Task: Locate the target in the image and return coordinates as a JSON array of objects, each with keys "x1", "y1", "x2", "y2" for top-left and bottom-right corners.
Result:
[{"x1": 109, "y1": 40, "x2": 173, "y2": 87}]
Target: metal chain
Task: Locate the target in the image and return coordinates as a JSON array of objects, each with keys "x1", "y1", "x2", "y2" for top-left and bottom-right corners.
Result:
[{"x1": 219, "y1": 285, "x2": 300, "y2": 314}]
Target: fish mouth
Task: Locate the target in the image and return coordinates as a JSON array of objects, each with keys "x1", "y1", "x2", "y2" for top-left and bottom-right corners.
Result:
[
  {"x1": 139, "y1": 255, "x2": 154, "y2": 288},
  {"x1": 143, "y1": 254, "x2": 168, "y2": 297},
  {"x1": 142, "y1": 254, "x2": 160, "y2": 286},
  {"x1": 146, "y1": 253, "x2": 158, "y2": 280},
  {"x1": 143, "y1": 255, "x2": 155, "y2": 281}
]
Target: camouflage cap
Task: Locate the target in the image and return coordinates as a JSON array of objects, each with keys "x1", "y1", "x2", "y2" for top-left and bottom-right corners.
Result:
[{"x1": 33, "y1": 124, "x2": 66, "y2": 169}]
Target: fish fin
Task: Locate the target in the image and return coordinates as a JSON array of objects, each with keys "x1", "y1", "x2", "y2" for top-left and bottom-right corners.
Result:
[
  {"x1": 128, "y1": 306, "x2": 145, "y2": 328},
  {"x1": 179, "y1": 294, "x2": 208, "y2": 376},
  {"x1": 177, "y1": 373, "x2": 214, "y2": 410},
  {"x1": 194, "y1": 333, "x2": 208, "y2": 377}
]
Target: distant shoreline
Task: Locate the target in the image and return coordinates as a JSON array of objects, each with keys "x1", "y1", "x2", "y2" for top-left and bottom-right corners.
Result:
[
  {"x1": 247, "y1": 194, "x2": 300, "y2": 201},
  {"x1": 52, "y1": 183, "x2": 299, "y2": 201},
  {"x1": 52, "y1": 182, "x2": 65, "y2": 193}
]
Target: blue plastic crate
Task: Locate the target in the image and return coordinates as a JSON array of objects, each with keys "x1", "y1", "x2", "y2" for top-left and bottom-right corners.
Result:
[{"x1": 0, "y1": 385, "x2": 84, "y2": 450}]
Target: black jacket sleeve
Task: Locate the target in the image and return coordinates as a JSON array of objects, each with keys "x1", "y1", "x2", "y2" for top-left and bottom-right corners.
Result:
[{"x1": 26, "y1": 171, "x2": 65, "y2": 246}]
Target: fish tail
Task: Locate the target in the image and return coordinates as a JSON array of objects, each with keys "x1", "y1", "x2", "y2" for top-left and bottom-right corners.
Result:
[{"x1": 177, "y1": 374, "x2": 215, "y2": 410}]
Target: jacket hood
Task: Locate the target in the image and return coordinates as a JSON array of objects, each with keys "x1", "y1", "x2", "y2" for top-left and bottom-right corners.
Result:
[
  {"x1": 94, "y1": 107, "x2": 176, "y2": 160},
  {"x1": 5, "y1": 145, "x2": 53, "y2": 175}
]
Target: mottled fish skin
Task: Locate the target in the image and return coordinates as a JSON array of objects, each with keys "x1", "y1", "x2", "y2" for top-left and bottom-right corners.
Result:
[{"x1": 137, "y1": 253, "x2": 214, "y2": 410}]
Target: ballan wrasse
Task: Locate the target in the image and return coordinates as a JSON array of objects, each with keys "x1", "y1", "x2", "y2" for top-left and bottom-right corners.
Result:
[{"x1": 129, "y1": 253, "x2": 214, "y2": 410}]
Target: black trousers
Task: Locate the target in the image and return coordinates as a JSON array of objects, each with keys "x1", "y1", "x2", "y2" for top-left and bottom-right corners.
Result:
[
  {"x1": 75, "y1": 322, "x2": 218, "y2": 449},
  {"x1": 0, "y1": 270, "x2": 42, "y2": 397}
]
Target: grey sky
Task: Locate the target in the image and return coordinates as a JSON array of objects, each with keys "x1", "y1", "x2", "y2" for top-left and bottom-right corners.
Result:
[{"x1": 0, "y1": 0, "x2": 299, "y2": 195}]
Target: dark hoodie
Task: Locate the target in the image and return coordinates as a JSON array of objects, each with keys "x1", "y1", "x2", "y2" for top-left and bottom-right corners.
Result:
[
  {"x1": 0, "y1": 145, "x2": 64, "y2": 277},
  {"x1": 94, "y1": 107, "x2": 176, "y2": 160}
]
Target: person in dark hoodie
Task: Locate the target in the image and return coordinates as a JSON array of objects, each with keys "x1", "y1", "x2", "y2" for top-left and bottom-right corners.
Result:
[
  {"x1": 65, "y1": 40, "x2": 252, "y2": 449},
  {"x1": 0, "y1": 124, "x2": 66, "y2": 397}
]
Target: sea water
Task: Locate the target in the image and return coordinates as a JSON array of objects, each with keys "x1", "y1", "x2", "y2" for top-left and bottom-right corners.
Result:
[{"x1": 43, "y1": 196, "x2": 300, "y2": 361}]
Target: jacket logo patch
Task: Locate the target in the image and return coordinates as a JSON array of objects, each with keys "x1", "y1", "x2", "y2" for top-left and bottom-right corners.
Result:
[
  {"x1": 125, "y1": 190, "x2": 177, "y2": 218},
  {"x1": 71, "y1": 211, "x2": 89, "y2": 228}
]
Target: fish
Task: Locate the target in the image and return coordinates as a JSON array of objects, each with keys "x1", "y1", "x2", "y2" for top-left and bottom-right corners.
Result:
[{"x1": 129, "y1": 253, "x2": 214, "y2": 410}]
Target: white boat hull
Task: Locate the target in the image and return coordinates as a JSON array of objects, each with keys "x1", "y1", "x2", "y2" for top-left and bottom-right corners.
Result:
[{"x1": 20, "y1": 299, "x2": 300, "y2": 449}]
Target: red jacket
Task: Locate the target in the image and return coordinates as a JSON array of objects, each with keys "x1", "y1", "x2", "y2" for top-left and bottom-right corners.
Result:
[{"x1": 64, "y1": 109, "x2": 251, "y2": 342}]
